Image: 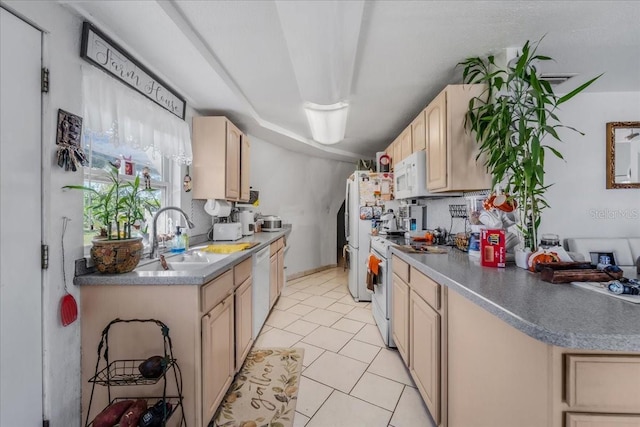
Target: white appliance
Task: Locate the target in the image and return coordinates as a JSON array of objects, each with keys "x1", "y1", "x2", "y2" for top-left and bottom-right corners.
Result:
[
  {"x1": 370, "y1": 235, "x2": 401, "y2": 347},
  {"x1": 212, "y1": 222, "x2": 243, "y2": 241},
  {"x1": 239, "y1": 211, "x2": 255, "y2": 236},
  {"x1": 393, "y1": 151, "x2": 435, "y2": 199},
  {"x1": 345, "y1": 171, "x2": 393, "y2": 302},
  {"x1": 252, "y1": 246, "x2": 270, "y2": 337}
]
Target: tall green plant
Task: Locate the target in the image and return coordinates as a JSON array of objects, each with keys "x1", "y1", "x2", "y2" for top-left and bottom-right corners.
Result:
[
  {"x1": 64, "y1": 165, "x2": 159, "y2": 240},
  {"x1": 458, "y1": 38, "x2": 601, "y2": 250}
]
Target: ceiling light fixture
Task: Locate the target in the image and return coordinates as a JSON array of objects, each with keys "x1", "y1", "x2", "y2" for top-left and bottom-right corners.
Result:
[{"x1": 304, "y1": 101, "x2": 349, "y2": 145}]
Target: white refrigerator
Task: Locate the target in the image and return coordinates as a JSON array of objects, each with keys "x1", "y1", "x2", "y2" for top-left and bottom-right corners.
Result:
[{"x1": 345, "y1": 171, "x2": 393, "y2": 301}]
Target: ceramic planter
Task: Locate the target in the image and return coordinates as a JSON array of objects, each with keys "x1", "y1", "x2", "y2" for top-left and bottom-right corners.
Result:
[
  {"x1": 515, "y1": 248, "x2": 532, "y2": 270},
  {"x1": 90, "y1": 237, "x2": 144, "y2": 274}
]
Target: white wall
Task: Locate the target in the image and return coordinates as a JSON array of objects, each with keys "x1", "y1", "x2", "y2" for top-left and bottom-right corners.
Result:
[
  {"x1": 423, "y1": 91, "x2": 640, "y2": 243},
  {"x1": 542, "y1": 91, "x2": 640, "y2": 239},
  {"x1": 3, "y1": 1, "x2": 84, "y2": 425},
  {"x1": 249, "y1": 136, "x2": 355, "y2": 275}
]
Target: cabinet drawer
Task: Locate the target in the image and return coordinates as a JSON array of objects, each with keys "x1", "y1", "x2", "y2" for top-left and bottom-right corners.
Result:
[
  {"x1": 234, "y1": 257, "x2": 252, "y2": 287},
  {"x1": 201, "y1": 269, "x2": 234, "y2": 313},
  {"x1": 277, "y1": 237, "x2": 285, "y2": 251},
  {"x1": 392, "y1": 255, "x2": 409, "y2": 283},
  {"x1": 566, "y1": 354, "x2": 640, "y2": 411},
  {"x1": 410, "y1": 267, "x2": 440, "y2": 310},
  {"x1": 566, "y1": 413, "x2": 640, "y2": 427},
  {"x1": 270, "y1": 241, "x2": 278, "y2": 256}
]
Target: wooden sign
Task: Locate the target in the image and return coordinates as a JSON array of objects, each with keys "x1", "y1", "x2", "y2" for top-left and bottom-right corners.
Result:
[{"x1": 81, "y1": 22, "x2": 186, "y2": 120}]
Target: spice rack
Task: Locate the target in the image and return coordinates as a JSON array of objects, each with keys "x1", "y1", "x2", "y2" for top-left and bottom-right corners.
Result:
[{"x1": 84, "y1": 318, "x2": 186, "y2": 427}]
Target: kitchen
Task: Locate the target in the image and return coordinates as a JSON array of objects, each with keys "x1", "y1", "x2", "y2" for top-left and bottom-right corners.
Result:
[{"x1": 1, "y1": 1, "x2": 639, "y2": 427}]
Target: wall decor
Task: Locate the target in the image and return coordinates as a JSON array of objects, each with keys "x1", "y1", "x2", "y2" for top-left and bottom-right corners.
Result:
[
  {"x1": 606, "y1": 121, "x2": 640, "y2": 189},
  {"x1": 56, "y1": 109, "x2": 87, "y2": 172},
  {"x1": 80, "y1": 22, "x2": 186, "y2": 120}
]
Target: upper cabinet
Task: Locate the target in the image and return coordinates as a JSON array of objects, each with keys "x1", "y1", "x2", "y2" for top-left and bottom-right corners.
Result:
[
  {"x1": 426, "y1": 85, "x2": 492, "y2": 192},
  {"x1": 240, "y1": 135, "x2": 251, "y2": 202},
  {"x1": 400, "y1": 126, "x2": 413, "y2": 160},
  {"x1": 192, "y1": 116, "x2": 250, "y2": 202},
  {"x1": 411, "y1": 110, "x2": 427, "y2": 153}
]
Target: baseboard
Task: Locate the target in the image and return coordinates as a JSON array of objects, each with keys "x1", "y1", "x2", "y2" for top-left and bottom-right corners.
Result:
[{"x1": 287, "y1": 264, "x2": 338, "y2": 281}]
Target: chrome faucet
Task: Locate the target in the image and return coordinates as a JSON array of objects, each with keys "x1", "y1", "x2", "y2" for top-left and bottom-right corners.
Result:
[{"x1": 149, "y1": 206, "x2": 195, "y2": 259}]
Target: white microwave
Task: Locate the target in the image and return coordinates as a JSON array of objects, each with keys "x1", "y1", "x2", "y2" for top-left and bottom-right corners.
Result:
[{"x1": 393, "y1": 151, "x2": 434, "y2": 199}]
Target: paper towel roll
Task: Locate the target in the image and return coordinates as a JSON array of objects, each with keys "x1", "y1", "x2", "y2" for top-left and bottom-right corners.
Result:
[{"x1": 204, "y1": 199, "x2": 232, "y2": 217}]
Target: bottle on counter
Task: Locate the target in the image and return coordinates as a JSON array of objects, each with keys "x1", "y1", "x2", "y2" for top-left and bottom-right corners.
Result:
[{"x1": 171, "y1": 226, "x2": 186, "y2": 253}]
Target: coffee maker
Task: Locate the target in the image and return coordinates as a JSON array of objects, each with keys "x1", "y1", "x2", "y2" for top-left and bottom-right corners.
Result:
[{"x1": 380, "y1": 210, "x2": 399, "y2": 235}]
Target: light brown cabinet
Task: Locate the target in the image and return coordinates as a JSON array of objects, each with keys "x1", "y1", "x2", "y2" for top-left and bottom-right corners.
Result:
[
  {"x1": 565, "y1": 413, "x2": 640, "y2": 427},
  {"x1": 400, "y1": 126, "x2": 413, "y2": 160},
  {"x1": 393, "y1": 135, "x2": 402, "y2": 169},
  {"x1": 240, "y1": 135, "x2": 251, "y2": 202},
  {"x1": 269, "y1": 237, "x2": 286, "y2": 309},
  {"x1": 425, "y1": 85, "x2": 492, "y2": 193},
  {"x1": 410, "y1": 289, "x2": 441, "y2": 424},
  {"x1": 391, "y1": 255, "x2": 410, "y2": 365},
  {"x1": 234, "y1": 276, "x2": 253, "y2": 372},
  {"x1": 411, "y1": 109, "x2": 426, "y2": 152},
  {"x1": 192, "y1": 116, "x2": 250, "y2": 202},
  {"x1": 81, "y1": 257, "x2": 254, "y2": 427},
  {"x1": 202, "y1": 292, "x2": 234, "y2": 424}
]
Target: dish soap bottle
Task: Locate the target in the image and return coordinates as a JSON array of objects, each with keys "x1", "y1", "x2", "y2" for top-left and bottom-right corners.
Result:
[{"x1": 171, "y1": 226, "x2": 186, "y2": 253}]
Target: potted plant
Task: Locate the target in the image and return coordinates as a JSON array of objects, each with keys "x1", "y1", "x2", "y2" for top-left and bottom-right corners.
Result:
[
  {"x1": 64, "y1": 165, "x2": 160, "y2": 273},
  {"x1": 458, "y1": 38, "x2": 600, "y2": 265}
]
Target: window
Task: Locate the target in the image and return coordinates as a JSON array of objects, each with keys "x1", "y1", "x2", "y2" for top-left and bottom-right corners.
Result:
[
  {"x1": 81, "y1": 132, "x2": 171, "y2": 248},
  {"x1": 80, "y1": 66, "x2": 192, "y2": 252}
]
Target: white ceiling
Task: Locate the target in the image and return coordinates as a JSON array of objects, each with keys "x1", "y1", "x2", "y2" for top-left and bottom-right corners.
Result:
[{"x1": 64, "y1": 0, "x2": 640, "y2": 162}]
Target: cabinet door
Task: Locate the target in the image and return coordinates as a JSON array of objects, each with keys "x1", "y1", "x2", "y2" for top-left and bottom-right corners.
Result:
[
  {"x1": 400, "y1": 126, "x2": 413, "y2": 160},
  {"x1": 411, "y1": 110, "x2": 426, "y2": 152},
  {"x1": 202, "y1": 293, "x2": 234, "y2": 424},
  {"x1": 391, "y1": 273, "x2": 410, "y2": 365},
  {"x1": 239, "y1": 135, "x2": 251, "y2": 202},
  {"x1": 426, "y1": 90, "x2": 447, "y2": 191},
  {"x1": 410, "y1": 290, "x2": 440, "y2": 424},
  {"x1": 566, "y1": 413, "x2": 640, "y2": 427},
  {"x1": 277, "y1": 247, "x2": 285, "y2": 296},
  {"x1": 235, "y1": 277, "x2": 253, "y2": 371},
  {"x1": 269, "y1": 254, "x2": 278, "y2": 309},
  {"x1": 225, "y1": 121, "x2": 241, "y2": 200},
  {"x1": 393, "y1": 135, "x2": 402, "y2": 165},
  {"x1": 385, "y1": 143, "x2": 394, "y2": 171}
]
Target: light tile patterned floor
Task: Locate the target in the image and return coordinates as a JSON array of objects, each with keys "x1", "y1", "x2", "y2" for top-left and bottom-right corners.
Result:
[{"x1": 255, "y1": 267, "x2": 436, "y2": 427}]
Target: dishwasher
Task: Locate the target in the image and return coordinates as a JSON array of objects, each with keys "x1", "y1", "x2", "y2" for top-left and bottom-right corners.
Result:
[{"x1": 252, "y1": 246, "x2": 271, "y2": 337}]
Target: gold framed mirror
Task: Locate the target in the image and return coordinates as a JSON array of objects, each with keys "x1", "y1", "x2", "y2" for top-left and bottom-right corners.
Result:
[{"x1": 606, "y1": 121, "x2": 640, "y2": 189}]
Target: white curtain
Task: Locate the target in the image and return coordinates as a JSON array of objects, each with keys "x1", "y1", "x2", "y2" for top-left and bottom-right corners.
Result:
[{"x1": 82, "y1": 65, "x2": 192, "y2": 165}]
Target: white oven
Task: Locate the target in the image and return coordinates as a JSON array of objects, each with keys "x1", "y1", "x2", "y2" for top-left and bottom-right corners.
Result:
[{"x1": 370, "y1": 236, "x2": 395, "y2": 347}]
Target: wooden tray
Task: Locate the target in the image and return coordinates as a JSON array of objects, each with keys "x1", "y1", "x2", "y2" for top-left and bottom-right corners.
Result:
[{"x1": 540, "y1": 268, "x2": 623, "y2": 284}]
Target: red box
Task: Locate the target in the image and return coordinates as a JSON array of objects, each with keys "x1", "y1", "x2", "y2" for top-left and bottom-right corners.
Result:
[{"x1": 481, "y1": 229, "x2": 506, "y2": 268}]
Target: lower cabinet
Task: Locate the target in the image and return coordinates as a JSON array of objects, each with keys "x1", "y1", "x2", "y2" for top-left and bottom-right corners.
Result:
[
  {"x1": 566, "y1": 413, "x2": 640, "y2": 427},
  {"x1": 391, "y1": 256, "x2": 444, "y2": 425},
  {"x1": 410, "y1": 289, "x2": 440, "y2": 425},
  {"x1": 269, "y1": 237, "x2": 286, "y2": 309},
  {"x1": 202, "y1": 293, "x2": 234, "y2": 424},
  {"x1": 391, "y1": 272, "x2": 409, "y2": 365},
  {"x1": 80, "y1": 256, "x2": 255, "y2": 427},
  {"x1": 235, "y1": 276, "x2": 253, "y2": 372}
]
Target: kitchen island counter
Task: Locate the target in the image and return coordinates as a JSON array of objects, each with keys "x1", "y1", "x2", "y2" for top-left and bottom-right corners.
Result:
[
  {"x1": 74, "y1": 226, "x2": 291, "y2": 286},
  {"x1": 391, "y1": 246, "x2": 640, "y2": 351}
]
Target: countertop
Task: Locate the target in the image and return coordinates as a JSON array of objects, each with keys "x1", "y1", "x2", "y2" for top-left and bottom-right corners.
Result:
[
  {"x1": 74, "y1": 226, "x2": 291, "y2": 286},
  {"x1": 390, "y1": 246, "x2": 640, "y2": 352}
]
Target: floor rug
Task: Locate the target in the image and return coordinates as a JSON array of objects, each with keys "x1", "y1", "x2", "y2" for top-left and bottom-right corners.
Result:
[{"x1": 212, "y1": 347, "x2": 305, "y2": 427}]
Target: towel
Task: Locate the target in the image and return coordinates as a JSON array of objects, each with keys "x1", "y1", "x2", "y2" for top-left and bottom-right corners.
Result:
[
  {"x1": 368, "y1": 254, "x2": 381, "y2": 276},
  {"x1": 366, "y1": 254, "x2": 382, "y2": 291}
]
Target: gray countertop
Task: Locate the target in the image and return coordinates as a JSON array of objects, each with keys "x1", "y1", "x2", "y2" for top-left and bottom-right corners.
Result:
[
  {"x1": 390, "y1": 247, "x2": 640, "y2": 352},
  {"x1": 74, "y1": 226, "x2": 291, "y2": 286}
]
